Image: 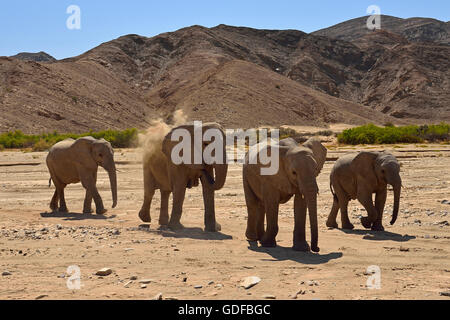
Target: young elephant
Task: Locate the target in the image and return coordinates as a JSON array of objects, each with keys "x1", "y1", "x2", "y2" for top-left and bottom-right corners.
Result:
[
  {"x1": 243, "y1": 137, "x2": 327, "y2": 252},
  {"x1": 326, "y1": 151, "x2": 402, "y2": 231},
  {"x1": 138, "y1": 122, "x2": 228, "y2": 232},
  {"x1": 46, "y1": 136, "x2": 118, "y2": 214}
]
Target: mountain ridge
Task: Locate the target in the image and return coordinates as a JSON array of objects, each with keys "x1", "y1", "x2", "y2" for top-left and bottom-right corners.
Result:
[{"x1": 1, "y1": 15, "x2": 448, "y2": 133}]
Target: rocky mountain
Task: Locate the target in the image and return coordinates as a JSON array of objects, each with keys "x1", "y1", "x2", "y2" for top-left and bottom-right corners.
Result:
[
  {"x1": 1, "y1": 15, "x2": 449, "y2": 133},
  {"x1": 11, "y1": 51, "x2": 56, "y2": 63},
  {"x1": 312, "y1": 15, "x2": 450, "y2": 45}
]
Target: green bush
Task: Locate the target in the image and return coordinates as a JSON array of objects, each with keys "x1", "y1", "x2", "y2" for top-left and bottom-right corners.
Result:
[
  {"x1": 32, "y1": 139, "x2": 52, "y2": 152},
  {"x1": 338, "y1": 123, "x2": 450, "y2": 145},
  {"x1": 0, "y1": 128, "x2": 139, "y2": 150}
]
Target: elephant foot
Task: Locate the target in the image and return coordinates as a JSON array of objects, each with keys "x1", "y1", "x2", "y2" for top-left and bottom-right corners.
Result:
[
  {"x1": 293, "y1": 241, "x2": 310, "y2": 252},
  {"x1": 371, "y1": 223, "x2": 385, "y2": 232},
  {"x1": 311, "y1": 245, "x2": 320, "y2": 253},
  {"x1": 138, "y1": 209, "x2": 151, "y2": 223},
  {"x1": 342, "y1": 222, "x2": 355, "y2": 230},
  {"x1": 96, "y1": 208, "x2": 107, "y2": 215},
  {"x1": 245, "y1": 231, "x2": 259, "y2": 242},
  {"x1": 260, "y1": 238, "x2": 277, "y2": 248},
  {"x1": 205, "y1": 222, "x2": 221, "y2": 232},
  {"x1": 83, "y1": 208, "x2": 93, "y2": 214},
  {"x1": 326, "y1": 220, "x2": 339, "y2": 229},
  {"x1": 360, "y1": 217, "x2": 373, "y2": 229},
  {"x1": 58, "y1": 207, "x2": 69, "y2": 214},
  {"x1": 159, "y1": 218, "x2": 169, "y2": 226},
  {"x1": 168, "y1": 221, "x2": 184, "y2": 231}
]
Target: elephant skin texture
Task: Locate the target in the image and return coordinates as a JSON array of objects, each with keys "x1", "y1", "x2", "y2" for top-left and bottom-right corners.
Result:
[
  {"x1": 46, "y1": 136, "x2": 118, "y2": 215},
  {"x1": 326, "y1": 151, "x2": 402, "y2": 231},
  {"x1": 243, "y1": 137, "x2": 327, "y2": 252},
  {"x1": 138, "y1": 122, "x2": 228, "y2": 232}
]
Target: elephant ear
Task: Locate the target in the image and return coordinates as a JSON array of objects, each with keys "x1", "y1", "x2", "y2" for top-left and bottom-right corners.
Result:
[
  {"x1": 350, "y1": 151, "x2": 379, "y2": 187},
  {"x1": 162, "y1": 130, "x2": 176, "y2": 162},
  {"x1": 258, "y1": 144, "x2": 296, "y2": 195},
  {"x1": 303, "y1": 138, "x2": 327, "y2": 176},
  {"x1": 278, "y1": 138, "x2": 298, "y2": 148},
  {"x1": 162, "y1": 126, "x2": 203, "y2": 170},
  {"x1": 69, "y1": 136, "x2": 98, "y2": 169}
]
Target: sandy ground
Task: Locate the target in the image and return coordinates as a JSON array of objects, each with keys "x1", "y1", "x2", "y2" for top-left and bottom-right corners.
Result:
[{"x1": 0, "y1": 143, "x2": 449, "y2": 300}]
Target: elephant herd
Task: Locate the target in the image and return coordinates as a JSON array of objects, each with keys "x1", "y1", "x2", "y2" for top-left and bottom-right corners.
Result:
[{"x1": 46, "y1": 122, "x2": 402, "y2": 253}]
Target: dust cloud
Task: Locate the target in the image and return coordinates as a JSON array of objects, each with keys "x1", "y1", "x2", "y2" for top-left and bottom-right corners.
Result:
[{"x1": 138, "y1": 110, "x2": 187, "y2": 163}]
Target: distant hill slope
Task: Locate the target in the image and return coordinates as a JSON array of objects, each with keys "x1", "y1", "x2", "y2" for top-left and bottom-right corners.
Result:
[
  {"x1": 0, "y1": 57, "x2": 154, "y2": 133},
  {"x1": 1, "y1": 15, "x2": 449, "y2": 133},
  {"x1": 312, "y1": 15, "x2": 450, "y2": 45},
  {"x1": 11, "y1": 51, "x2": 56, "y2": 63}
]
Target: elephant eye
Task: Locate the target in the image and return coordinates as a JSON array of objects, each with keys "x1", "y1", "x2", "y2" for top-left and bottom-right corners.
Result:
[
  {"x1": 99, "y1": 153, "x2": 103, "y2": 158},
  {"x1": 292, "y1": 171, "x2": 297, "y2": 176}
]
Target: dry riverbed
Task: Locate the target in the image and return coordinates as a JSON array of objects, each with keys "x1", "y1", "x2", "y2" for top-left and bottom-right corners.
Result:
[{"x1": 0, "y1": 144, "x2": 449, "y2": 300}]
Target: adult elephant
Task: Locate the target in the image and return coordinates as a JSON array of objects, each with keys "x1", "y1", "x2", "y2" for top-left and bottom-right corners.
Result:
[
  {"x1": 326, "y1": 151, "x2": 402, "y2": 231},
  {"x1": 138, "y1": 122, "x2": 228, "y2": 232},
  {"x1": 46, "y1": 136, "x2": 117, "y2": 214},
  {"x1": 243, "y1": 137, "x2": 327, "y2": 252}
]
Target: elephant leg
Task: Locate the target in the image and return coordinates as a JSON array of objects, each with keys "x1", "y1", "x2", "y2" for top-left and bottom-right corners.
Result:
[
  {"x1": 358, "y1": 192, "x2": 378, "y2": 229},
  {"x1": 168, "y1": 180, "x2": 187, "y2": 231},
  {"x1": 255, "y1": 203, "x2": 265, "y2": 241},
  {"x1": 338, "y1": 196, "x2": 354, "y2": 230},
  {"x1": 293, "y1": 193, "x2": 310, "y2": 251},
  {"x1": 373, "y1": 189, "x2": 387, "y2": 231},
  {"x1": 80, "y1": 173, "x2": 105, "y2": 215},
  {"x1": 83, "y1": 189, "x2": 93, "y2": 214},
  {"x1": 50, "y1": 190, "x2": 59, "y2": 212},
  {"x1": 201, "y1": 170, "x2": 220, "y2": 232},
  {"x1": 57, "y1": 185, "x2": 68, "y2": 213},
  {"x1": 244, "y1": 176, "x2": 264, "y2": 241},
  {"x1": 83, "y1": 170, "x2": 97, "y2": 214},
  {"x1": 326, "y1": 196, "x2": 340, "y2": 229},
  {"x1": 246, "y1": 202, "x2": 265, "y2": 242},
  {"x1": 260, "y1": 194, "x2": 279, "y2": 248},
  {"x1": 139, "y1": 166, "x2": 155, "y2": 223},
  {"x1": 159, "y1": 190, "x2": 171, "y2": 226},
  {"x1": 52, "y1": 176, "x2": 68, "y2": 213}
]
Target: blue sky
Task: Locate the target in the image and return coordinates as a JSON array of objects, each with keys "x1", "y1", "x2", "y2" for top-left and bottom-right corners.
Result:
[{"x1": 0, "y1": 0, "x2": 448, "y2": 59}]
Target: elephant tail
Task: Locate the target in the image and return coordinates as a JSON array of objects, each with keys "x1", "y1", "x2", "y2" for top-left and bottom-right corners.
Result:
[
  {"x1": 330, "y1": 181, "x2": 337, "y2": 201},
  {"x1": 48, "y1": 178, "x2": 52, "y2": 188}
]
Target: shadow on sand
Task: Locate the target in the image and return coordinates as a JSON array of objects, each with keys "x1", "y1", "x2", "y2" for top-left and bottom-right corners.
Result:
[
  {"x1": 247, "y1": 241, "x2": 343, "y2": 265},
  {"x1": 134, "y1": 225, "x2": 233, "y2": 241},
  {"x1": 40, "y1": 211, "x2": 117, "y2": 221},
  {"x1": 336, "y1": 228, "x2": 416, "y2": 242}
]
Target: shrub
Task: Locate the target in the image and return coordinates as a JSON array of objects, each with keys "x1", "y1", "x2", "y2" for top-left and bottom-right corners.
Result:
[
  {"x1": 337, "y1": 123, "x2": 450, "y2": 145},
  {"x1": 32, "y1": 139, "x2": 52, "y2": 152},
  {"x1": 0, "y1": 128, "x2": 139, "y2": 150}
]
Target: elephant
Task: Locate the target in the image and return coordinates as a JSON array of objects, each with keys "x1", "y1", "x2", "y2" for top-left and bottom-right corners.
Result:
[
  {"x1": 138, "y1": 122, "x2": 228, "y2": 232},
  {"x1": 243, "y1": 137, "x2": 327, "y2": 252},
  {"x1": 46, "y1": 136, "x2": 118, "y2": 214},
  {"x1": 326, "y1": 151, "x2": 402, "y2": 231}
]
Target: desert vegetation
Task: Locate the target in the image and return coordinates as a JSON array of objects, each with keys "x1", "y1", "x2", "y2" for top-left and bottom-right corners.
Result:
[
  {"x1": 337, "y1": 123, "x2": 450, "y2": 145},
  {"x1": 0, "y1": 128, "x2": 138, "y2": 151}
]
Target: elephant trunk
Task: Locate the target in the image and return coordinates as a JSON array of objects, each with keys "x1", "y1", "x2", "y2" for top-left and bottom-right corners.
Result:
[
  {"x1": 212, "y1": 163, "x2": 228, "y2": 191},
  {"x1": 303, "y1": 179, "x2": 319, "y2": 252},
  {"x1": 390, "y1": 177, "x2": 402, "y2": 225},
  {"x1": 211, "y1": 141, "x2": 228, "y2": 191},
  {"x1": 104, "y1": 159, "x2": 118, "y2": 208}
]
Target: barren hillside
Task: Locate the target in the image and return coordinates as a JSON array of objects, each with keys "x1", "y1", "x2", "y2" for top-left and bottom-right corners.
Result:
[
  {"x1": 312, "y1": 15, "x2": 450, "y2": 45},
  {"x1": 1, "y1": 16, "x2": 449, "y2": 133}
]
